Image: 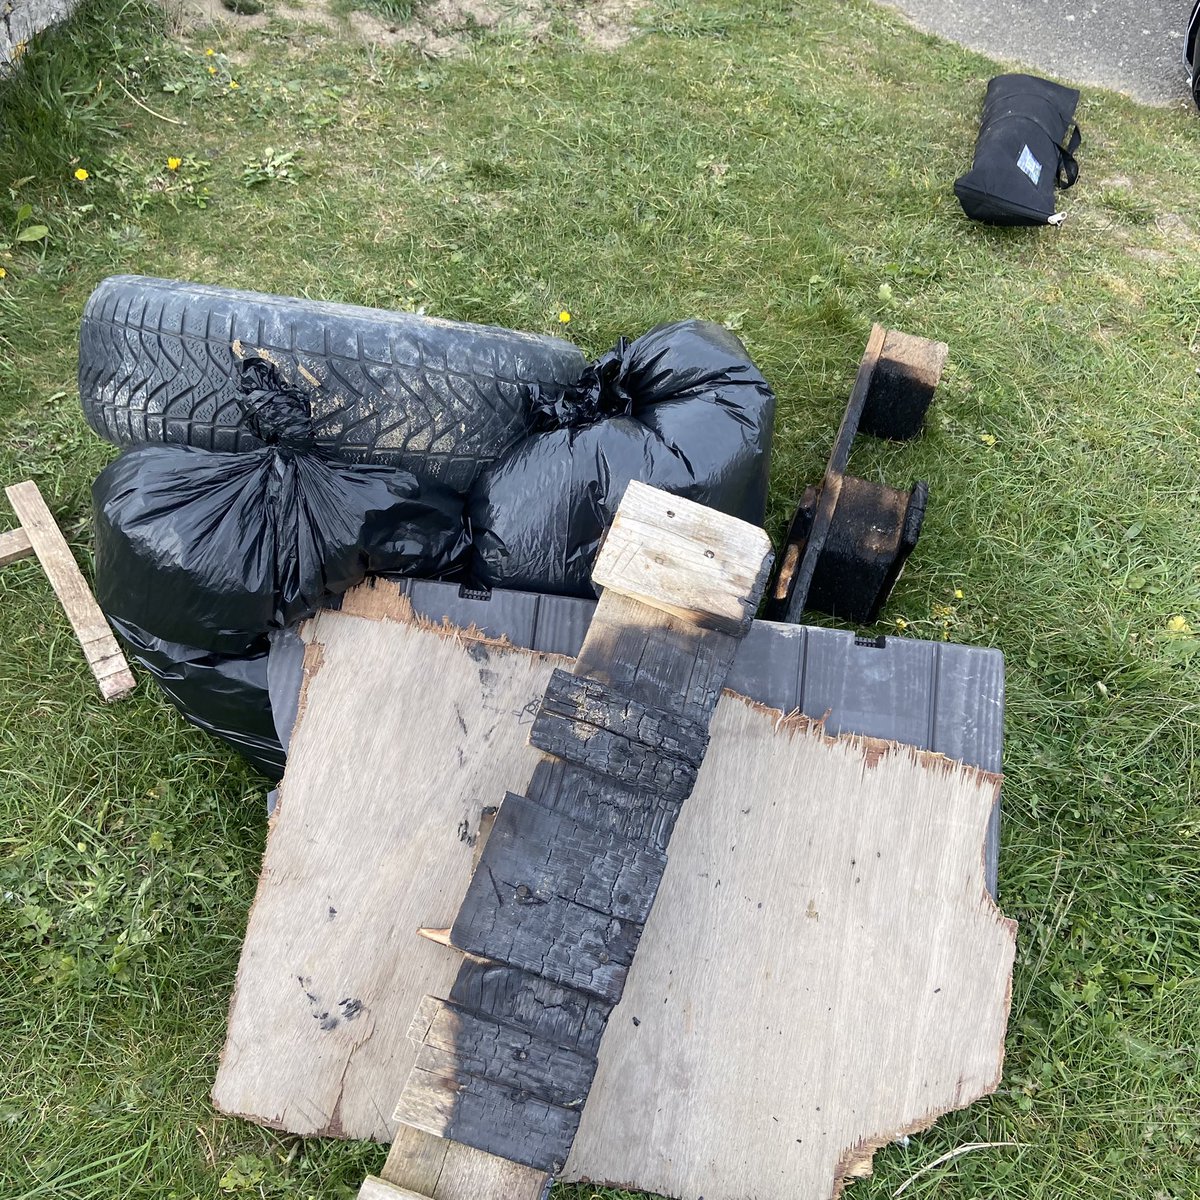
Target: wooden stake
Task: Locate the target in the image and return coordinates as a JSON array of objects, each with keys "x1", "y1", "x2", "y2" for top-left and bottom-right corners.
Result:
[{"x1": 4, "y1": 481, "x2": 136, "y2": 702}]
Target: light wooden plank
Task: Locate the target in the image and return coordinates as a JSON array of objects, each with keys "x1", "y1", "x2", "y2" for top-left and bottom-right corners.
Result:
[
  {"x1": 4, "y1": 481, "x2": 135, "y2": 701},
  {"x1": 358, "y1": 1176, "x2": 435, "y2": 1200},
  {"x1": 0, "y1": 526, "x2": 33, "y2": 567},
  {"x1": 590, "y1": 480, "x2": 773, "y2": 634},
  {"x1": 212, "y1": 597, "x2": 560, "y2": 1141},
  {"x1": 377, "y1": 1127, "x2": 547, "y2": 1200},
  {"x1": 379, "y1": 1126, "x2": 452, "y2": 1198},
  {"x1": 220, "y1": 593, "x2": 1013, "y2": 1200}
]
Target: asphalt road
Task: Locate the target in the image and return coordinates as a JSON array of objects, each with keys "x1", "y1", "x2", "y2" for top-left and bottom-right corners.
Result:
[{"x1": 882, "y1": 0, "x2": 1194, "y2": 106}]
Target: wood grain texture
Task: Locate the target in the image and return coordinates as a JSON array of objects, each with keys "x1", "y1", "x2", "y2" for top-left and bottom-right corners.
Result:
[
  {"x1": 212, "y1": 603, "x2": 562, "y2": 1140},
  {"x1": 4, "y1": 481, "x2": 135, "y2": 701},
  {"x1": 406, "y1": 996, "x2": 596, "y2": 1108},
  {"x1": 358, "y1": 1176, "x2": 437, "y2": 1200},
  {"x1": 564, "y1": 695, "x2": 1015, "y2": 1200},
  {"x1": 0, "y1": 526, "x2": 33, "y2": 566},
  {"x1": 449, "y1": 793, "x2": 664, "y2": 1003},
  {"x1": 447, "y1": 961, "x2": 610, "y2": 1057},
  {"x1": 590, "y1": 480, "x2": 773, "y2": 635},
  {"x1": 398, "y1": 1063, "x2": 579, "y2": 1173}
]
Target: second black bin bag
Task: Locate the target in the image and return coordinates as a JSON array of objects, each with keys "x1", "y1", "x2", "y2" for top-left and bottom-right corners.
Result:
[{"x1": 468, "y1": 319, "x2": 776, "y2": 596}]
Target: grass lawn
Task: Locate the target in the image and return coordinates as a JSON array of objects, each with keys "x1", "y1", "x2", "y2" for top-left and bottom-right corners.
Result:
[{"x1": 2, "y1": 0, "x2": 1198, "y2": 1196}]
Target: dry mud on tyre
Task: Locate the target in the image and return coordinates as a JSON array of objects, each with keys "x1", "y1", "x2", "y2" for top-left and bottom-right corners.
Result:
[{"x1": 79, "y1": 276, "x2": 587, "y2": 493}]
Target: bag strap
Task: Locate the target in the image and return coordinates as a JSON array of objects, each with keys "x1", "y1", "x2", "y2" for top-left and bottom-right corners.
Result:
[{"x1": 1057, "y1": 123, "x2": 1082, "y2": 189}]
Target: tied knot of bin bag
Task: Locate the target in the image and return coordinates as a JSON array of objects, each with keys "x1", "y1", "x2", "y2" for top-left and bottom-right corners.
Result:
[
  {"x1": 235, "y1": 355, "x2": 320, "y2": 449},
  {"x1": 468, "y1": 319, "x2": 776, "y2": 597},
  {"x1": 94, "y1": 357, "x2": 467, "y2": 656},
  {"x1": 530, "y1": 338, "x2": 636, "y2": 430}
]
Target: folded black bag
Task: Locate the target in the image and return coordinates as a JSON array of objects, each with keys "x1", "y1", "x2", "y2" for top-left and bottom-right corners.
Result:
[
  {"x1": 110, "y1": 619, "x2": 285, "y2": 779},
  {"x1": 954, "y1": 73, "x2": 1081, "y2": 226}
]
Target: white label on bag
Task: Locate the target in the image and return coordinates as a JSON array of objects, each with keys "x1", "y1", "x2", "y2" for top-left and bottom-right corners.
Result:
[{"x1": 1017, "y1": 144, "x2": 1043, "y2": 185}]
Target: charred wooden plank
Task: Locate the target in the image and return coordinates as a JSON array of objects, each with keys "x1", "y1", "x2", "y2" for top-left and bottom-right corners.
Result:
[
  {"x1": 525, "y1": 759, "x2": 683, "y2": 853},
  {"x1": 450, "y1": 793, "x2": 663, "y2": 1002},
  {"x1": 448, "y1": 961, "x2": 610, "y2": 1057},
  {"x1": 573, "y1": 592, "x2": 745, "y2": 723},
  {"x1": 529, "y1": 714, "x2": 697, "y2": 806},
  {"x1": 396, "y1": 1063, "x2": 579, "y2": 1175},
  {"x1": 535, "y1": 670, "x2": 709, "y2": 765},
  {"x1": 456, "y1": 792, "x2": 666, "y2": 924},
  {"x1": 391, "y1": 484, "x2": 774, "y2": 1183},
  {"x1": 408, "y1": 996, "x2": 596, "y2": 1109}
]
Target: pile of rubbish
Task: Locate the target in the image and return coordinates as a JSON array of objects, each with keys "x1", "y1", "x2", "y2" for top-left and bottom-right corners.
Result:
[{"x1": 82, "y1": 275, "x2": 776, "y2": 776}]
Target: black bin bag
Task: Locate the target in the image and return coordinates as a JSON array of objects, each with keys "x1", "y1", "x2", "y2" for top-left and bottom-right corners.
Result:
[
  {"x1": 94, "y1": 356, "x2": 467, "y2": 653},
  {"x1": 954, "y1": 73, "x2": 1081, "y2": 226},
  {"x1": 111, "y1": 620, "x2": 284, "y2": 779},
  {"x1": 468, "y1": 320, "x2": 776, "y2": 596},
  {"x1": 94, "y1": 357, "x2": 467, "y2": 773}
]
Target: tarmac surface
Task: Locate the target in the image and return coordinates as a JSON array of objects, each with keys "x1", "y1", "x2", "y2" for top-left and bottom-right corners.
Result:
[{"x1": 882, "y1": 0, "x2": 1194, "y2": 106}]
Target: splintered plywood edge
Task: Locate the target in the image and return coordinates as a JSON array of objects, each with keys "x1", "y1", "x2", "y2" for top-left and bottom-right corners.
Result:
[
  {"x1": 4, "y1": 481, "x2": 135, "y2": 701},
  {"x1": 212, "y1": 606, "x2": 569, "y2": 1141},
  {"x1": 563, "y1": 694, "x2": 1016, "y2": 1200},
  {"x1": 591, "y1": 481, "x2": 773, "y2": 634}
]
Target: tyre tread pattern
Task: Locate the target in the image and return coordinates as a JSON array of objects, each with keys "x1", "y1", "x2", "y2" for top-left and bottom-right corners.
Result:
[{"x1": 79, "y1": 276, "x2": 587, "y2": 492}]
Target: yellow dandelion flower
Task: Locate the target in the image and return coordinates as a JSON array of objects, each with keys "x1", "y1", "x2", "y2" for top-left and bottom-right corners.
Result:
[
  {"x1": 205, "y1": 47, "x2": 216, "y2": 55},
  {"x1": 895, "y1": 618, "x2": 908, "y2": 631},
  {"x1": 229, "y1": 80, "x2": 240, "y2": 89},
  {"x1": 167, "y1": 156, "x2": 182, "y2": 171},
  {"x1": 979, "y1": 432, "x2": 997, "y2": 447},
  {"x1": 0, "y1": 267, "x2": 7, "y2": 279},
  {"x1": 557, "y1": 310, "x2": 571, "y2": 324},
  {"x1": 207, "y1": 65, "x2": 217, "y2": 75},
  {"x1": 1167, "y1": 615, "x2": 1193, "y2": 635},
  {"x1": 954, "y1": 588, "x2": 964, "y2": 600},
  {"x1": 74, "y1": 167, "x2": 90, "y2": 181}
]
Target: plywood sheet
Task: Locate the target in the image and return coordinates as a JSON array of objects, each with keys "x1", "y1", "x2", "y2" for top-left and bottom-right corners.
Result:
[
  {"x1": 564, "y1": 696, "x2": 1015, "y2": 1199},
  {"x1": 218, "y1": 591, "x2": 1014, "y2": 1200},
  {"x1": 213, "y1": 598, "x2": 559, "y2": 1138}
]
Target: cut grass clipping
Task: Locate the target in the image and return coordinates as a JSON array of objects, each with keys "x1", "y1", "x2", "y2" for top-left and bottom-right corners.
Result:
[{"x1": 1, "y1": 0, "x2": 1198, "y2": 1198}]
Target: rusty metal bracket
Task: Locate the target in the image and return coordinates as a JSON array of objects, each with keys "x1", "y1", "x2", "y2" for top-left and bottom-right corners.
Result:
[{"x1": 766, "y1": 326, "x2": 947, "y2": 626}]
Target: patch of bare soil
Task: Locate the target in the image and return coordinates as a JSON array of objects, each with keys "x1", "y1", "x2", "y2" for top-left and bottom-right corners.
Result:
[
  {"x1": 348, "y1": 0, "x2": 644, "y2": 57},
  {"x1": 171, "y1": 0, "x2": 642, "y2": 54},
  {"x1": 172, "y1": 0, "x2": 270, "y2": 32}
]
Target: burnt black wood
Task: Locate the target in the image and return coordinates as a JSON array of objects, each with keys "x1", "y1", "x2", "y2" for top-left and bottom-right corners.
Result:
[
  {"x1": 448, "y1": 961, "x2": 610, "y2": 1056},
  {"x1": 451, "y1": 792, "x2": 665, "y2": 1003},
  {"x1": 536, "y1": 670, "x2": 710, "y2": 765},
  {"x1": 410, "y1": 999, "x2": 597, "y2": 1109},
  {"x1": 397, "y1": 565, "x2": 763, "y2": 1171},
  {"x1": 400, "y1": 1064, "x2": 581, "y2": 1174},
  {"x1": 524, "y1": 759, "x2": 683, "y2": 852}
]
